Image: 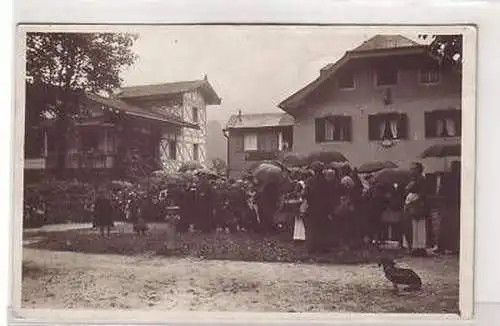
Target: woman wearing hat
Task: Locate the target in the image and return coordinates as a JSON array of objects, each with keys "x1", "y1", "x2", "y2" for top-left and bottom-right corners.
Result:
[
  {"x1": 404, "y1": 162, "x2": 430, "y2": 256},
  {"x1": 302, "y1": 161, "x2": 330, "y2": 253}
]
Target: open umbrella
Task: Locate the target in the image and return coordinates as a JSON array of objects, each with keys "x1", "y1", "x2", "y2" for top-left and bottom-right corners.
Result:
[
  {"x1": 109, "y1": 180, "x2": 134, "y2": 189},
  {"x1": 178, "y1": 161, "x2": 204, "y2": 173},
  {"x1": 247, "y1": 160, "x2": 289, "y2": 173},
  {"x1": 358, "y1": 161, "x2": 398, "y2": 174},
  {"x1": 420, "y1": 143, "x2": 461, "y2": 158},
  {"x1": 279, "y1": 152, "x2": 308, "y2": 167},
  {"x1": 373, "y1": 167, "x2": 413, "y2": 187},
  {"x1": 252, "y1": 162, "x2": 288, "y2": 185},
  {"x1": 195, "y1": 168, "x2": 221, "y2": 179},
  {"x1": 305, "y1": 150, "x2": 348, "y2": 165}
]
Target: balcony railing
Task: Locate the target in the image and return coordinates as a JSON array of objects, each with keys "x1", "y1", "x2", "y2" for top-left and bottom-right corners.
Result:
[
  {"x1": 244, "y1": 149, "x2": 290, "y2": 161},
  {"x1": 45, "y1": 151, "x2": 117, "y2": 170}
]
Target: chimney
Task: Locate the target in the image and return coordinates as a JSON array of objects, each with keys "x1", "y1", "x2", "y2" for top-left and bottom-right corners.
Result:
[
  {"x1": 237, "y1": 110, "x2": 243, "y2": 122},
  {"x1": 203, "y1": 74, "x2": 208, "y2": 81}
]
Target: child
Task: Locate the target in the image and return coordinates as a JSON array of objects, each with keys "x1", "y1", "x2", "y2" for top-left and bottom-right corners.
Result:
[{"x1": 163, "y1": 197, "x2": 180, "y2": 251}]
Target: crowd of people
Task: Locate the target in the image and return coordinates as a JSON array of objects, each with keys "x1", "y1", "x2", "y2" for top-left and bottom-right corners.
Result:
[
  {"x1": 91, "y1": 160, "x2": 461, "y2": 257},
  {"x1": 286, "y1": 161, "x2": 460, "y2": 256}
]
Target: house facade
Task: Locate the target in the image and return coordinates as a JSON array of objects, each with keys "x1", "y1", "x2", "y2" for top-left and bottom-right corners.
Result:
[
  {"x1": 279, "y1": 35, "x2": 461, "y2": 172},
  {"x1": 24, "y1": 77, "x2": 221, "y2": 179},
  {"x1": 224, "y1": 111, "x2": 294, "y2": 179}
]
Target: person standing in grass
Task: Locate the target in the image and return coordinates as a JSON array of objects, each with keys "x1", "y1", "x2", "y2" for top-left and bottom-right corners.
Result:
[
  {"x1": 94, "y1": 189, "x2": 114, "y2": 237},
  {"x1": 162, "y1": 196, "x2": 181, "y2": 252},
  {"x1": 404, "y1": 162, "x2": 430, "y2": 257},
  {"x1": 435, "y1": 162, "x2": 461, "y2": 255},
  {"x1": 303, "y1": 161, "x2": 330, "y2": 254}
]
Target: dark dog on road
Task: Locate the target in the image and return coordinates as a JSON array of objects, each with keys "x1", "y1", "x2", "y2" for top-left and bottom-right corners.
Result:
[{"x1": 378, "y1": 257, "x2": 422, "y2": 293}]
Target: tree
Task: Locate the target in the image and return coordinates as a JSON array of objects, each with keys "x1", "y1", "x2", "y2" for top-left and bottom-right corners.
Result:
[
  {"x1": 210, "y1": 158, "x2": 227, "y2": 176},
  {"x1": 419, "y1": 34, "x2": 462, "y2": 74},
  {"x1": 26, "y1": 32, "x2": 138, "y2": 175}
]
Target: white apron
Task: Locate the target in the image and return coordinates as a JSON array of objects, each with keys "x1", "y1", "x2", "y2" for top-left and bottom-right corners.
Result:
[
  {"x1": 412, "y1": 218, "x2": 427, "y2": 249},
  {"x1": 293, "y1": 216, "x2": 306, "y2": 241}
]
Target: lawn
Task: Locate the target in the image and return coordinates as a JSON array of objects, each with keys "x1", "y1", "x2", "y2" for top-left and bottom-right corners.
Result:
[{"x1": 23, "y1": 222, "x2": 400, "y2": 265}]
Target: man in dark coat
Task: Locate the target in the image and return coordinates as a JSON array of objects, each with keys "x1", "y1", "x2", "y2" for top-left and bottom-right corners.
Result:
[
  {"x1": 303, "y1": 161, "x2": 331, "y2": 254},
  {"x1": 94, "y1": 191, "x2": 114, "y2": 237},
  {"x1": 436, "y1": 162, "x2": 461, "y2": 254},
  {"x1": 255, "y1": 181, "x2": 280, "y2": 235},
  {"x1": 196, "y1": 176, "x2": 215, "y2": 233}
]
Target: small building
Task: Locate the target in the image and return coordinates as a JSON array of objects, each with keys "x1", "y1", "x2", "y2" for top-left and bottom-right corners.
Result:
[
  {"x1": 224, "y1": 111, "x2": 294, "y2": 179},
  {"x1": 24, "y1": 76, "x2": 221, "y2": 180},
  {"x1": 278, "y1": 35, "x2": 461, "y2": 172}
]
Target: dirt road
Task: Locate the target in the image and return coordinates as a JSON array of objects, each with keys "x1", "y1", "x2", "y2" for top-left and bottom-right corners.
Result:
[{"x1": 22, "y1": 248, "x2": 459, "y2": 313}]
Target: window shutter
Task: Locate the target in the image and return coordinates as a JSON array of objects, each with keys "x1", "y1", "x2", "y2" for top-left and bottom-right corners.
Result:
[
  {"x1": 368, "y1": 115, "x2": 377, "y2": 141},
  {"x1": 424, "y1": 112, "x2": 434, "y2": 138},
  {"x1": 398, "y1": 114, "x2": 409, "y2": 139},
  {"x1": 257, "y1": 133, "x2": 266, "y2": 151},
  {"x1": 270, "y1": 132, "x2": 279, "y2": 151},
  {"x1": 315, "y1": 118, "x2": 325, "y2": 143},
  {"x1": 343, "y1": 116, "x2": 353, "y2": 141}
]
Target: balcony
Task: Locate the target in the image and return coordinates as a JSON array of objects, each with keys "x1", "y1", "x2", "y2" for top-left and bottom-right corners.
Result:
[
  {"x1": 45, "y1": 151, "x2": 117, "y2": 170},
  {"x1": 244, "y1": 149, "x2": 291, "y2": 162}
]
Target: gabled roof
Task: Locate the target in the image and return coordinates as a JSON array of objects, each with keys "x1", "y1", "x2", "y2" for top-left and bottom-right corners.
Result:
[
  {"x1": 279, "y1": 35, "x2": 428, "y2": 114},
  {"x1": 352, "y1": 35, "x2": 421, "y2": 52},
  {"x1": 86, "y1": 93, "x2": 199, "y2": 129},
  {"x1": 116, "y1": 78, "x2": 222, "y2": 105},
  {"x1": 225, "y1": 112, "x2": 294, "y2": 130},
  {"x1": 26, "y1": 82, "x2": 199, "y2": 129}
]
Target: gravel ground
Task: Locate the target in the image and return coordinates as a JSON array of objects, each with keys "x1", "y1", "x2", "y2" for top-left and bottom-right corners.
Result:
[{"x1": 22, "y1": 248, "x2": 459, "y2": 313}]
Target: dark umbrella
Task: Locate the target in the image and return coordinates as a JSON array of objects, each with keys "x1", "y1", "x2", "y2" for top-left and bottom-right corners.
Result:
[
  {"x1": 195, "y1": 168, "x2": 221, "y2": 179},
  {"x1": 279, "y1": 152, "x2": 308, "y2": 167},
  {"x1": 252, "y1": 162, "x2": 287, "y2": 184},
  {"x1": 305, "y1": 151, "x2": 348, "y2": 165},
  {"x1": 247, "y1": 160, "x2": 289, "y2": 174},
  {"x1": 373, "y1": 168, "x2": 413, "y2": 187},
  {"x1": 178, "y1": 161, "x2": 204, "y2": 173},
  {"x1": 420, "y1": 143, "x2": 461, "y2": 159},
  {"x1": 358, "y1": 161, "x2": 398, "y2": 174}
]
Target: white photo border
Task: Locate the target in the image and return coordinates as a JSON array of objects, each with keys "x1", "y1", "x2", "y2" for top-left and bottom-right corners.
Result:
[
  {"x1": 10, "y1": 23, "x2": 476, "y2": 325},
  {"x1": 10, "y1": 0, "x2": 496, "y2": 322}
]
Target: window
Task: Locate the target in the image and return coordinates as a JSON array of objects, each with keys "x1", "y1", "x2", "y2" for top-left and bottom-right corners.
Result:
[
  {"x1": 168, "y1": 140, "x2": 177, "y2": 160},
  {"x1": 192, "y1": 107, "x2": 199, "y2": 123},
  {"x1": 243, "y1": 133, "x2": 258, "y2": 151},
  {"x1": 425, "y1": 109, "x2": 461, "y2": 138},
  {"x1": 193, "y1": 143, "x2": 199, "y2": 161},
  {"x1": 315, "y1": 116, "x2": 352, "y2": 142},
  {"x1": 368, "y1": 113, "x2": 408, "y2": 141},
  {"x1": 376, "y1": 67, "x2": 398, "y2": 86},
  {"x1": 25, "y1": 128, "x2": 44, "y2": 159},
  {"x1": 420, "y1": 68, "x2": 441, "y2": 85},
  {"x1": 257, "y1": 132, "x2": 279, "y2": 151},
  {"x1": 81, "y1": 129, "x2": 100, "y2": 151},
  {"x1": 338, "y1": 71, "x2": 355, "y2": 90}
]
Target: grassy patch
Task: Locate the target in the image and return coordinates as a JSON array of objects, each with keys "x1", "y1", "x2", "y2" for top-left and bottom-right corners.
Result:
[{"x1": 24, "y1": 229, "x2": 401, "y2": 265}]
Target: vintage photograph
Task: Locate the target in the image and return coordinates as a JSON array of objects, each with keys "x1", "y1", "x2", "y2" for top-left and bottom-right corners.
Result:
[{"x1": 17, "y1": 25, "x2": 471, "y2": 316}]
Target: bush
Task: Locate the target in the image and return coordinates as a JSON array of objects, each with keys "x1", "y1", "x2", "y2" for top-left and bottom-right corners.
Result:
[
  {"x1": 22, "y1": 173, "x2": 194, "y2": 227},
  {"x1": 24, "y1": 178, "x2": 96, "y2": 226}
]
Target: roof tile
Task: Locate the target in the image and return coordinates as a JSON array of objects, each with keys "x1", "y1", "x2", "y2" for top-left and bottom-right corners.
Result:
[{"x1": 226, "y1": 112, "x2": 294, "y2": 129}]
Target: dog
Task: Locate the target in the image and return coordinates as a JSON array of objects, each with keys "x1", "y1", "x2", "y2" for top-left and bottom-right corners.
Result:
[{"x1": 378, "y1": 257, "x2": 422, "y2": 293}]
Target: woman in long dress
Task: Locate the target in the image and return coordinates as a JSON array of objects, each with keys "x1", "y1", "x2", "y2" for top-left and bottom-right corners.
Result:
[
  {"x1": 292, "y1": 178, "x2": 307, "y2": 241},
  {"x1": 404, "y1": 162, "x2": 429, "y2": 257}
]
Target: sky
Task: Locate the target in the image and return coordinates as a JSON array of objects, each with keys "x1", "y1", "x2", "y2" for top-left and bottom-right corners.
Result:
[{"x1": 120, "y1": 26, "x2": 426, "y2": 124}]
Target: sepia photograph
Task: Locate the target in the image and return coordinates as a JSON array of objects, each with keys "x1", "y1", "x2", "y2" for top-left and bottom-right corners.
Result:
[{"x1": 14, "y1": 24, "x2": 475, "y2": 319}]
